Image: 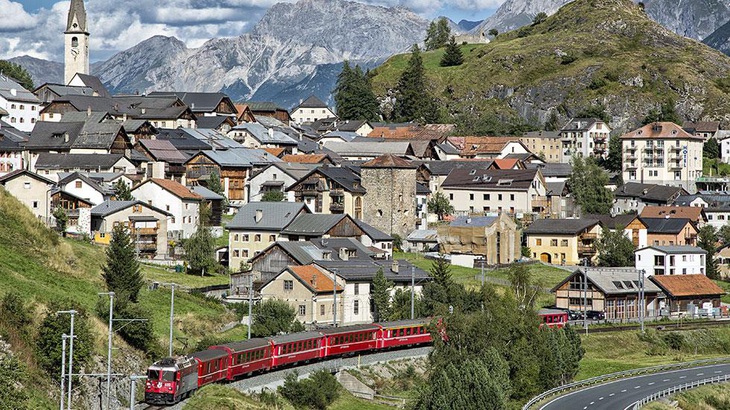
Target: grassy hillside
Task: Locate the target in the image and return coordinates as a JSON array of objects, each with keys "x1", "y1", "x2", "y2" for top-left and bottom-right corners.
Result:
[
  {"x1": 0, "y1": 187, "x2": 241, "y2": 406},
  {"x1": 371, "y1": 0, "x2": 730, "y2": 133}
]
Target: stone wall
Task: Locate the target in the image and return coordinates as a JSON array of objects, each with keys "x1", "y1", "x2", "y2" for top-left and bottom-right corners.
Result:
[{"x1": 361, "y1": 167, "x2": 417, "y2": 240}]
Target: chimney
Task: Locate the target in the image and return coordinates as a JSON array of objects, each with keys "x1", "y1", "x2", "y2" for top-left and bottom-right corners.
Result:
[
  {"x1": 391, "y1": 260, "x2": 399, "y2": 273},
  {"x1": 311, "y1": 274, "x2": 317, "y2": 288},
  {"x1": 466, "y1": 217, "x2": 472, "y2": 224},
  {"x1": 10, "y1": 89, "x2": 16, "y2": 97},
  {"x1": 64, "y1": 133, "x2": 69, "y2": 143},
  {"x1": 123, "y1": 113, "x2": 128, "y2": 122},
  {"x1": 141, "y1": 108, "x2": 146, "y2": 115},
  {"x1": 255, "y1": 209, "x2": 263, "y2": 223},
  {"x1": 87, "y1": 106, "x2": 92, "y2": 116},
  {"x1": 268, "y1": 128, "x2": 274, "y2": 139},
  {"x1": 339, "y1": 247, "x2": 348, "y2": 261}
]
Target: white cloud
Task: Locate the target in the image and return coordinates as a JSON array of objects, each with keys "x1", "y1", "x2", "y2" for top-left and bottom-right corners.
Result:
[{"x1": 0, "y1": 0, "x2": 38, "y2": 31}]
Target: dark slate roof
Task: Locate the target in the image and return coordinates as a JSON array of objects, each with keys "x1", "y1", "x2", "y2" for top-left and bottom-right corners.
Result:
[
  {"x1": 584, "y1": 214, "x2": 637, "y2": 230},
  {"x1": 316, "y1": 259, "x2": 430, "y2": 283},
  {"x1": 138, "y1": 139, "x2": 187, "y2": 163},
  {"x1": 91, "y1": 200, "x2": 171, "y2": 217},
  {"x1": 355, "y1": 220, "x2": 393, "y2": 241},
  {"x1": 191, "y1": 148, "x2": 280, "y2": 168},
  {"x1": 264, "y1": 238, "x2": 375, "y2": 265},
  {"x1": 26, "y1": 121, "x2": 85, "y2": 150},
  {"x1": 245, "y1": 101, "x2": 281, "y2": 113},
  {"x1": 148, "y1": 92, "x2": 229, "y2": 112},
  {"x1": 38, "y1": 84, "x2": 95, "y2": 98},
  {"x1": 361, "y1": 154, "x2": 415, "y2": 168},
  {"x1": 195, "y1": 116, "x2": 231, "y2": 129},
  {"x1": 34, "y1": 153, "x2": 127, "y2": 170},
  {"x1": 227, "y1": 202, "x2": 308, "y2": 231},
  {"x1": 637, "y1": 245, "x2": 707, "y2": 255},
  {"x1": 297, "y1": 95, "x2": 328, "y2": 109},
  {"x1": 0, "y1": 75, "x2": 39, "y2": 103},
  {"x1": 0, "y1": 121, "x2": 29, "y2": 143},
  {"x1": 450, "y1": 216, "x2": 498, "y2": 227},
  {"x1": 155, "y1": 128, "x2": 211, "y2": 152},
  {"x1": 442, "y1": 168, "x2": 539, "y2": 191},
  {"x1": 673, "y1": 195, "x2": 703, "y2": 206},
  {"x1": 416, "y1": 182, "x2": 431, "y2": 195},
  {"x1": 614, "y1": 182, "x2": 686, "y2": 203},
  {"x1": 560, "y1": 118, "x2": 601, "y2": 132},
  {"x1": 552, "y1": 268, "x2": 661, "y2": 295},
  {"x1": 336, "y1": 120, "x2": 369, "y2": 132},
  {"x1": 281, "y1": 214, "x2": 347, "y2": 236},
  {"x1": 639, "y1": 217, "x2": 693, "y2": 234},
  {"x1": 525, "y1": 163, "x2": 573, "y2": 178},
  {"x1": 524, "y1": 218, "x2": 600, "y2": 235},
  {"x1": 73, "y1": 74, "x2": 110, "y2": 98},
  {"x1": 292, "y1": 165, "x2": 365, "y2": 193},
  {"x1": 189, "y1": 185, "x2": 224, "y2": 200},
  {"x1": 231, "y1": 123, "x2": 297, "y2": 145},
  {"x1": 424, "y1": 160, "x2": 493, "y2": 176}
]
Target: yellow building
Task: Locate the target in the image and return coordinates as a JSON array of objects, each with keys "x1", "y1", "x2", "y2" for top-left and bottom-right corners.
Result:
[
  {"x1": 524, "y1": 218, "x2": 601, "y2": 265},
  {"x1": 520, "y1": 131, "x2": 562, "y2": 163}
]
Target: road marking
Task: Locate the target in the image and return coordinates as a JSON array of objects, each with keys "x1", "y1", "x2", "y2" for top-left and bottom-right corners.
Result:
[
  {"x1": 680, "y1": 376, "x2": 687, "y2": 379},
  {"x1": 634, "y1": 386, "x2": 641, "y2": 389},
  {"x1": 609, "y1": 393, "x2": 615, "y2": 397},
  {"x1": 590, "y1": 401, "x2": 594, "y2": 405},
  {"x1": 663, "y1": 379, "x2": 670, "y2": 382},
  {"x1": 715, "y1": 371, "x2": 723, "y2": 374},
  {"x1": 598, "y1": 397, "x2": 604, "y2": 400},
  {"x1": 697, "y1": 373, "x2": 704, "y2": 376},
  {"x1": 648, "y1": 382, "x2": 655, "y2": 385},
  {"x1": 621, "y1": 389, "x2": 627, "y2": 392}
]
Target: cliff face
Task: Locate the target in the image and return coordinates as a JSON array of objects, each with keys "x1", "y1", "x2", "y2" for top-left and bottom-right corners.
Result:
[{"x1": 373, "y1": 0, "x2": 730, "y2": 134}]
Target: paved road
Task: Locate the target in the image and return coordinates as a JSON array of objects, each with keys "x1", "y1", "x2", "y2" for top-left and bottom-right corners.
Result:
[{"x1": 540, "y1": 363, "x2": 730, "y2": 410}]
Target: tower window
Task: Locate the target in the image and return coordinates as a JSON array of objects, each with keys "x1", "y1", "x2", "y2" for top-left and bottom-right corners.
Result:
[{"x1": 72, "y1": 37, "x2": 78, "y2": 47}]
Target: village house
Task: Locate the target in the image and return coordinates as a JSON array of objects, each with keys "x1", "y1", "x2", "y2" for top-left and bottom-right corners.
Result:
[
  {"x1": 33, "y1": 83, "x2": 96, "y2": 105},
  {"x1": 189, "y1": 185, "x2": 224, "y2": 227},
  {"x1": 131, "y1": 179, "x2": 202, "y2": 240},
  {"x1": 244, "y1": 101, "x2": 292, "y2": 125},
  {"x1": 524, "y1": 218, "x2": 601, "y2": 265},
  {"x1": 56, "y1": 171, "x2": 113, "y2": 205},
  {"x1": 0, "y1": 115, "x2": 28, "y2": 176},
  {"x1": 620, "y1": 122, "x2": 704, "y2": 192},
  {"x1": 0, "y1": 75, "x2": 41, "y2": 132},
  {"x1": 33, "y1": 153, "x2": 136, "y2": 181},
  {"x1": 520, "y1": 130, "x2": 562, "y2": 163},
  {"x1": 612, "y1": 183, "x2": 687, "y2": 216},
  {"x1": 260, "y1": 264, "x2": 345, "y2": 326},
  {"x1": 552, "y1": 268, "x2": 662, "y2": 320},
  {"x1": 0, "y1": 170, "x2": 55, "y2": 224},
  {"x1": 90, "y1": 200, "x2": 171, "y2": 258},
  {"x1": 228, "y1": 122, "x2": 298, "y2": 152},
  {"x1": 290, "y1": 95, "x2": 336, "y2": 125},
  {"x1": 288, "y1": 165, "x2": 365, "y2": 218},
  {"x1": 639, "y1": 205, "x2": 706, "y2": 227},
  {"x1": 438, "y1": 214, "x2": 521, "y2": 268},
  {"x1": 441, "y1": 167, "x2": 547, "y2": 216},
  {"x1": 334, "y1": 120, "x2": 373, "y2": 137},
  {"x1": 248, "y1": 162, "x2": 317, "y2": 202},
  {"x1": 134, "y1": 139, "x2": 188, "y2": 182},
  {"x1": 227, "y1": 202, "x2": 310, "y2": 271},
  {"x1": 682, "y1": 121, "x2": 720, "y2": 140},
  {"x1": 634, "y1": 217, "x2": 698, "y2": 247},
  {"x1": 635, "y1": 246, "x2": 707, "y2": 276},
  {"x1": 147, "y1": 91, "x2": 237, "y2": 119},
  {"x1": 649, "y1": 274, "x2": 725, "y2": 317},
  {"x1": 50, "y1": 188, "x2": 93, "y2": 235},
  {"x1": 444, "y1": 136, "x2": 530, "y2": 159},
  {"x1": 558, "y1": 118, "x2": 611, "y2": 162},
  {"x1": 280, "y1": 213, "x2": 364, "y2": 241},
  {"x1": 405, "y1": 229, "x2": 439, "y2": 253},
  {"x1": 67, "y1": 74, "x2": 110, "y2": 98},
  {"x1": 322, "y1": 140, "x2": 414, "y2": 161}
]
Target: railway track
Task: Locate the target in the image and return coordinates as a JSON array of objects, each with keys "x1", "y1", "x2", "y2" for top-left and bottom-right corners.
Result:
[{"x1": 577, "y1": 318, "x2": 730, "y2": 334}]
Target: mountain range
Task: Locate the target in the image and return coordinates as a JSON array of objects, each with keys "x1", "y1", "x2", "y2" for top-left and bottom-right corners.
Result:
[
  {"x1": 8, "y1": 0, "x2": 730, "y2": 109},
  {"x1": 372, "y1": 0, "x2": 730, "y2": 134}
]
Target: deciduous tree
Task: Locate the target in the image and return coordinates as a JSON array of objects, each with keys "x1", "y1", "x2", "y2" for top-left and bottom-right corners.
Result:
[
  {"x1": 36, "y1": 304, "x2": 93, "y2": 381},
  {"x1": 251, "y1": 299, "x2": 303, "y2": 337},
  {"x1": 0, "y1": 60, "x2": 34, "y2": 91},
  {"x1": 52, "y1": 207, "x2": 68, "y2": 234},
  {"x1": 596, "y1": 227, "x2": 635, "y2": 267},
  {"x1": 261, "y1": 190, "x2": 285, "y2": 202},
  {"x1": 427, "y1": 191, "x2": 454, "y2": 220},
  {"x1": 568, "y1": 155, "x2": 613, "y2": 214}
]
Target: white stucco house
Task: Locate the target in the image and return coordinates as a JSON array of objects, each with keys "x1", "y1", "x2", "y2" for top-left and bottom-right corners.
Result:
[
  {"x1": 635, "y1": 245, "x2": 707, "y2": 277},
  {"x1": 132, "y1": 178, "x2": 202, "y2": 239}
]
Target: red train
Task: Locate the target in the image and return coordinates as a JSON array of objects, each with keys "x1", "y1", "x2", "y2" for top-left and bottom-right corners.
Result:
[
  {"x1": 144, "y1": 319, "x2": 432, "y2": 405},
  {"x1": 538, "y1": 308, "x2": 569, "y2": 329}
]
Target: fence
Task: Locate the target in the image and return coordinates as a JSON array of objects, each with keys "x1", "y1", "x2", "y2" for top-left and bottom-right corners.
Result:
[
  {"x1": 522, "y1": 357, "x2": 730, "y2": 410},
  {"x1": 631, "y1": 374, "x2": 730, "y2": 409}
]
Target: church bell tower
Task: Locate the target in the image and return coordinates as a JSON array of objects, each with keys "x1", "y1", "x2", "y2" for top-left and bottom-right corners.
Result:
[{"x1": 64, "y1": 0, "x2": 90, "y2": 85}]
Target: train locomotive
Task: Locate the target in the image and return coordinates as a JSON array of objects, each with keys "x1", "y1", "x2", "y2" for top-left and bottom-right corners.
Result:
[{"x1": 145, "y1": 319, "x2": 432, "y2": 405}]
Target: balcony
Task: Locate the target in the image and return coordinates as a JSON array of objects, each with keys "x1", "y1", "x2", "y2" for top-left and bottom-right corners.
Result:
[
  {"x1": 329, "y1": 189, "x2": 344, "y2": 198},
  {"x1": 133, "y1": 228, "x2": 158, "y2": 235},
  {"x1": 669, "y1": 145, "x2": 682, "y2": 152},
  {"x1": 578, "y1": 245, "x2": 597, "y2": 255},
  {"x1": 669, "y1": 162, "x2": 683, "y2": 170},
  {"x1": 532, "y1": 198, "x2": 549, "y2": 209},
  {"x1": 624, "y1": 154, "x2": 637, "y2": 160},
  {"x1": 329, "y1": 202, "x2": 345, "y2": 213},
  {"x1": 580, "y1": 232, "x2": 598, "y2": 240},
  {"x1": 624, "y1": 146, "x2": 637, "y2": 152},
  {"x1": 136, "y1": 242, "x2": 158, "y2": 251}
]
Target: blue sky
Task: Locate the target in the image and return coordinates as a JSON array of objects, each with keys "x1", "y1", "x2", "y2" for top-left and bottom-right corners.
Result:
[{"x1": 0, "y1": 0, "x2": 502, "y2": 61}]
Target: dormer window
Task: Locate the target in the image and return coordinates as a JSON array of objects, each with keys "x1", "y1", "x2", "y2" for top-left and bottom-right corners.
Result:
[
  {"x1": 469, "y1": 169, "x2": 476, "y2": 175},
  {"x1": 497, "y1": 179, "x2": 513, "y2": 186},
  {"x1": 473, "y1": 177, "x2": 480, "y2": 182},
  {"x1": 322, "y1": 251, "x2": 331, "y2": 260}
]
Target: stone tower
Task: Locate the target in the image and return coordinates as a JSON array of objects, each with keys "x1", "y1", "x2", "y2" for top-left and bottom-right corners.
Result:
[
  {"x1": 360, "y1": 154, "x2": 417, "y2": 240},
  {"x1": 64, "y1": 0, "x2": 90, "y2": 85}
]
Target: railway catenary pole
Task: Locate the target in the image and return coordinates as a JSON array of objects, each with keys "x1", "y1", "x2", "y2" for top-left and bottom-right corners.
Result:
[
  {"x1": 333, "y1": 268, "x2": 338, "y2": 327},
  {"x1": 57, "y1": 310, "x2": 77, "y2": 410},
  {"x1": 60, "y1": 334, "x2": 68, "y2": 410},
  {"x1": 583, "y1": 259, "x2": 588, "y2": 335},
  {"x1": 168, "y1": 284, "x2": 175, "y2": 356},
  {"x1": 248, "y1": 273, "x2": 253, "y2": 340},
  {"x1": 640, "y1": 269, "x2": 646, "y2": 333},
  {"x1": 128, "y1": 375, "x2": 147, "y2": 410},
  {"x1": 411, "y1": 265, "x2": 415, "y2": 320},
  {"x1": 98, "y1": 292, "x2": 115, "y2": 410}
]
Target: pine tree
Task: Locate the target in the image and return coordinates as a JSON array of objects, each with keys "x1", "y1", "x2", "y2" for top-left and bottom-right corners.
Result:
[
  {"x1": 0, "y1": 60, "x2": 34, "y2": 91},
  {"x1": 393, "y1": 45, "x2": 437, "y2": 123},
  {"x1": 430, "y1": 255, "x2": 453, "y2": 288},
  {"x1": 334, "y1": 61, "x2": 356, "y2": 119},
  {"x1": 52, "y1": 207, "x2": 68, "y2": 234},
  {"x1": 603, "y1": 136, "x2": 623, "y2": 172},
  {"x1": 440, "y1": 36, "x2": 464, "y2": 67},
  {"x1": 113, "y1": 179, "x2": 133, "y2": 201},
  {"x1": 697, "y1": 225, "x2": 720, "y2": 279},
  {"x1": 335, "y1": 62, "x2": 379, "y2": 121},
  {"x1": 102, "y1": 223, "x2": 143, "y2": 306},
  {"x1": 208, "y1": 171, "x2": 225, "y2": 197},
  {"x1": 354, "y1": 65, "x2": 380, "y2": 122},
  {"x1": 424, "y1": 18, "x2": 451, "y2": 50},
  {"x1": 372, "y1": 268, "x2": 393, "y2": 322}
]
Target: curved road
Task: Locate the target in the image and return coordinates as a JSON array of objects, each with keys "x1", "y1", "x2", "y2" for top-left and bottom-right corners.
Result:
[{"x1": 541, "y1": 363, "x2": 730, "y2": 410}]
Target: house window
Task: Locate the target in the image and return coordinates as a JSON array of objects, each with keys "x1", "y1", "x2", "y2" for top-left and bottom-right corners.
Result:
[
  {"x1": 32, "y1": 201, "x2": 38, "y2": 209},
  {"x1": 320, "y1": 304, "x2": 325, "y2": 316},
  {"x1": 449, "y1": 193, "x2": 453, "y2": 200},
  {"x1": 185, "y1": 203, "x2": 189, "y2": 210},
  {"x1": 284, "y1": 280, "x2": 293, "y2": 291},
  {"x1": 234, "y1": 234, "x2": 239, "y2": 242},
  {"x1": 498, "y1": 194, "x2": 503, "y2": 201},
  {"x1": 75, "y1": 181, "x2": 82, "y2": 188},
  {"x1": 483, "y1": 194, "x2": 490, "y2": 200},
  {"x1": 23, "y1": 182, "x2": 30, "y2": 189},
  {"x1": 551, "y1": 239, "x2": 558, "y2": 246},
  {"x1": 354, "y1": 283, "x2": 359, "y2": 295},
  {"x1": 654, "y1": 255, "x2": 665, "y2": 265},
  {"x1": 233, "y1": 249, "x2": 240, "y2": 258},
  {"x1": 242, "y1": 249, "x2": 249, "y2": 258},
  {"x1": 269, "y1": 235, "x2": 276, "y2": 242},
  {"x1": 166, "y1": 205, "x2": 170, "y2": 211},
  {"x1": 254, "y1": 234, "x2": 261, "y2": 242},
  {"x1": 561, "y1": 239, "x2": 568, "y2": 247},
  {"x1": 354, "y1": 300, "x2": 359, "y2": 315},
  {"x1": 535, "y1": 239, "x2": 542, "y2": 246},
  {"x1": 510, "y1": 194, "x2": 515, "y2": 201},
  {"x1": 243, "y1": 234, "x2": 249, "y2": 242},
  {"x1": 298, "y1": 305, "x2": 306, "y2": 316}
]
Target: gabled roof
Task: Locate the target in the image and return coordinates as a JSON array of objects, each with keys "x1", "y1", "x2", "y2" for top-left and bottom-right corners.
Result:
[
  {"x1": 636, "y1": 245, "x2": 707, "y2": 255},
  {"x1": 156, "y1": 128, "x2": 211, "y2": 152},
  {"x1": 58, "y1": 171, "x2": 108, "y2": 195},
  {"x1": 552, "y1": 268, "x2": 661, "y2": 295},
  {"x1": 245, "y1": 101, "x2": 284, "y2": 113},
  {"x1": 619, "y1": 122, "x2": 703, "y2": 141},
  {"x1": 188, "y1": 185, "x2": 224, "y2": 200},
  {"x1": 682, "y1": 121, "x2": 720, "y2": 134},
  {"x1": 34, "y1": 153, "x2": 128, "y2": 170},
  {"x1": 361, "y1": 154, "x2": 415, "y2": 168},
  {"x1": 640, "y1": 205, "x2": 705, "y2": 221},
  {"x1": 281, "y1": 214, "x2": 349, "y2": 236},
  {"x1": 26, "y1": 121, "x2": 85, "y2": 150},
  {"x1": 445, "y1": 136, "x2": 524, "y2": 156},
  {"x1": 231, "y1": 122, "x2": 297, "y2": 145},
  {"x1": 639, "y1": 217, "x2": 694, "y2": 234},
  {"x1": 0, "y1": 169, "x2": 54, "y2": 185},
  {"x1": 281, "y1": 154, "x2": 331, "y2": 164},
  {"x1": 524, "y1": 218, "x2": 600, "y2": 235},
  {"x1": 195, "y1": 116, "x2": 235, "y2": 130},
  {"x1": 323, "y1": 140, "x2": 412, "y2": 156},
  {"x1": 560, "y1": 118, "x2": 603, "y2": 132},
  {"x1": 35, "y1": 83, "x2": 95, "y2": 98},
  {"x1": 442, "y1": 168, "x2": 540, "y2": 191},
  {"x1": 614, "y1": 183, "x2": 687, "y2": 203},
  {"x1": 138, "y1": 139, "x2": 187, "y2": 163},
  {"x1": 336, "y1": 120, "x2": 370, "y2": 132},
  {"x1": 227, "y1": 202, "x2": 308, "y2": 231},
  {"x1": 71, "y1": 74, "x2": 110, "y2": 98},
  {"x1": 90, "y1": 200, "x2": 171, "y2": 217},
  {"x1": 584, "y1": 214, "x2": 637, "y2": 230},
  {"x1": 296, "y1": 95, "x2": 329, "y2": 109},
  {"x1": 0, "y1": 75, "x2": 39, "y2": 103},
  {"x1": 134, "y1": 178, "x2": 203, "y2": 201},
  {"x1": 286, "y1": 265, "x2": 343, "y2": 293},
  {"x1": 424, "y1": 160, "x2": 494, "y2": 176},
  {"x1": 148, "y1": 92, "x2": 234, "y2": 113},
  {"x1": 291, "y1": 165, "x2": 366, "y2": 194},
  {"x1": 355, "y1": 220, "x2": 393, "y2": 241},
  {"x1": 256, "y1": 238, "x2": 375, "y2": 266},
  {"x1": 316, "y1": 258, "x2": 430, "y2": 283},
  {"x1": 650, "y1": 274, "x2": 724, "y2": 297},
  {"x1": 254, "y1": 162, "x2": 318, "y2": 181},
  {"x1": 406, "y1": 229, "x2": 438, "y2": 242},
  {"x1": 188, "y1": 148, "x2": 281, "y2": 168},
  {"x1": 525, "y1": 163, "x2": 573, "y2": 178}
]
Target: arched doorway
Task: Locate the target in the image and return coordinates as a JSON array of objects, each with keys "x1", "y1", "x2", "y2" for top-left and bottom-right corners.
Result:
[{"x1": 540, "y1": 253, "x2": 552, "y2": 263}]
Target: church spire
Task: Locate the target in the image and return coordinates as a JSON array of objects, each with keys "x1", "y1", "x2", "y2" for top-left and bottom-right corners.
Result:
[{"x1": 66, "y1": 0, "x2": 88, "y2": 33}]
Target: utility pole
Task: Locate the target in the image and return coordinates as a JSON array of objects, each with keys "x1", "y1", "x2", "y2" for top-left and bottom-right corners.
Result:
[
  {"x1": 247, "y1": 273, "x2": 253, "y2": 340},
  {"x1": 98, "y1": 292, "x2": 114, "y2": 410},
  {"x1": 160, "y1": 283, "x2": 178, "y2": 356},
  {"x1": 410, "y1": 265, "x2": 415, "y2": 320},
  {"x1": 60, "y1": 334, "x2": 72, "y2": 410},
  {"x1": 128, "y1": 375, "x2": 147, "y2": 410},
  {"x1": 639, "y1": 269, "x2": 645, "y2": 333},
  {"x1": 332, "y1": 269, "x2": 338, "y2": 327},
  {"x1": 480, "y1": 257, "x2": 485, "y2": 287},
  {"x1": 583, "y1": 259, "x2": 588, "y2": 335},
  {"x1": 57, "y1": 310, "x2": 77, "y2": 410}
]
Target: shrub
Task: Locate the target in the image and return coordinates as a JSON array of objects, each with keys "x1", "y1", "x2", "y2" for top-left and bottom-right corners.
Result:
[
  {"x1": 561, "y1": 54, "x2": 577, "y2": 65},
  {"x1": 663, "y1": 332, "x2": 685, "y2": 350},
  {"x1": 278, "y1": 370, "x2": 340, "y2": 409}
]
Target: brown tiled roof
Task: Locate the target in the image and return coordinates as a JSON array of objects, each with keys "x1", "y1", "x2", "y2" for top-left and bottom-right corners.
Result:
[
  {"x1": 683, "y1": 121, "x2": 720, "y2": 133},
  {"x1": 289, "y1": 265, "x2": 342, "y2": 293},
  {"x1": 650, "y1": 274, "x2": 725, "y2": 297},
  {"x1": 446, "y1": 136, "x2": 522, "y2": 156},
  {"x1": 281, "y1": 154, "x2": 329, "y2": 164},
  {"x1": 149, "y1": 178, "x2": 202, "y2": 200},
  {"x1": 619, "y1": 122, "x2": 703, "y2": 140},
  {"x1": 361, "y1": 154, "x2": 415, "y2": 168},
  {"x1": 263, "y1": 147, "x2": 285, "y2": 157},
  {"x1": 492, "y1": 158, "x2": 521, "y2": 169},
  {"x1": 367, "y1": 123, "x2": 454, "y2": 141},
  {"x1": 640, "y1": 205, "x2": 705, "y2": 222}
]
